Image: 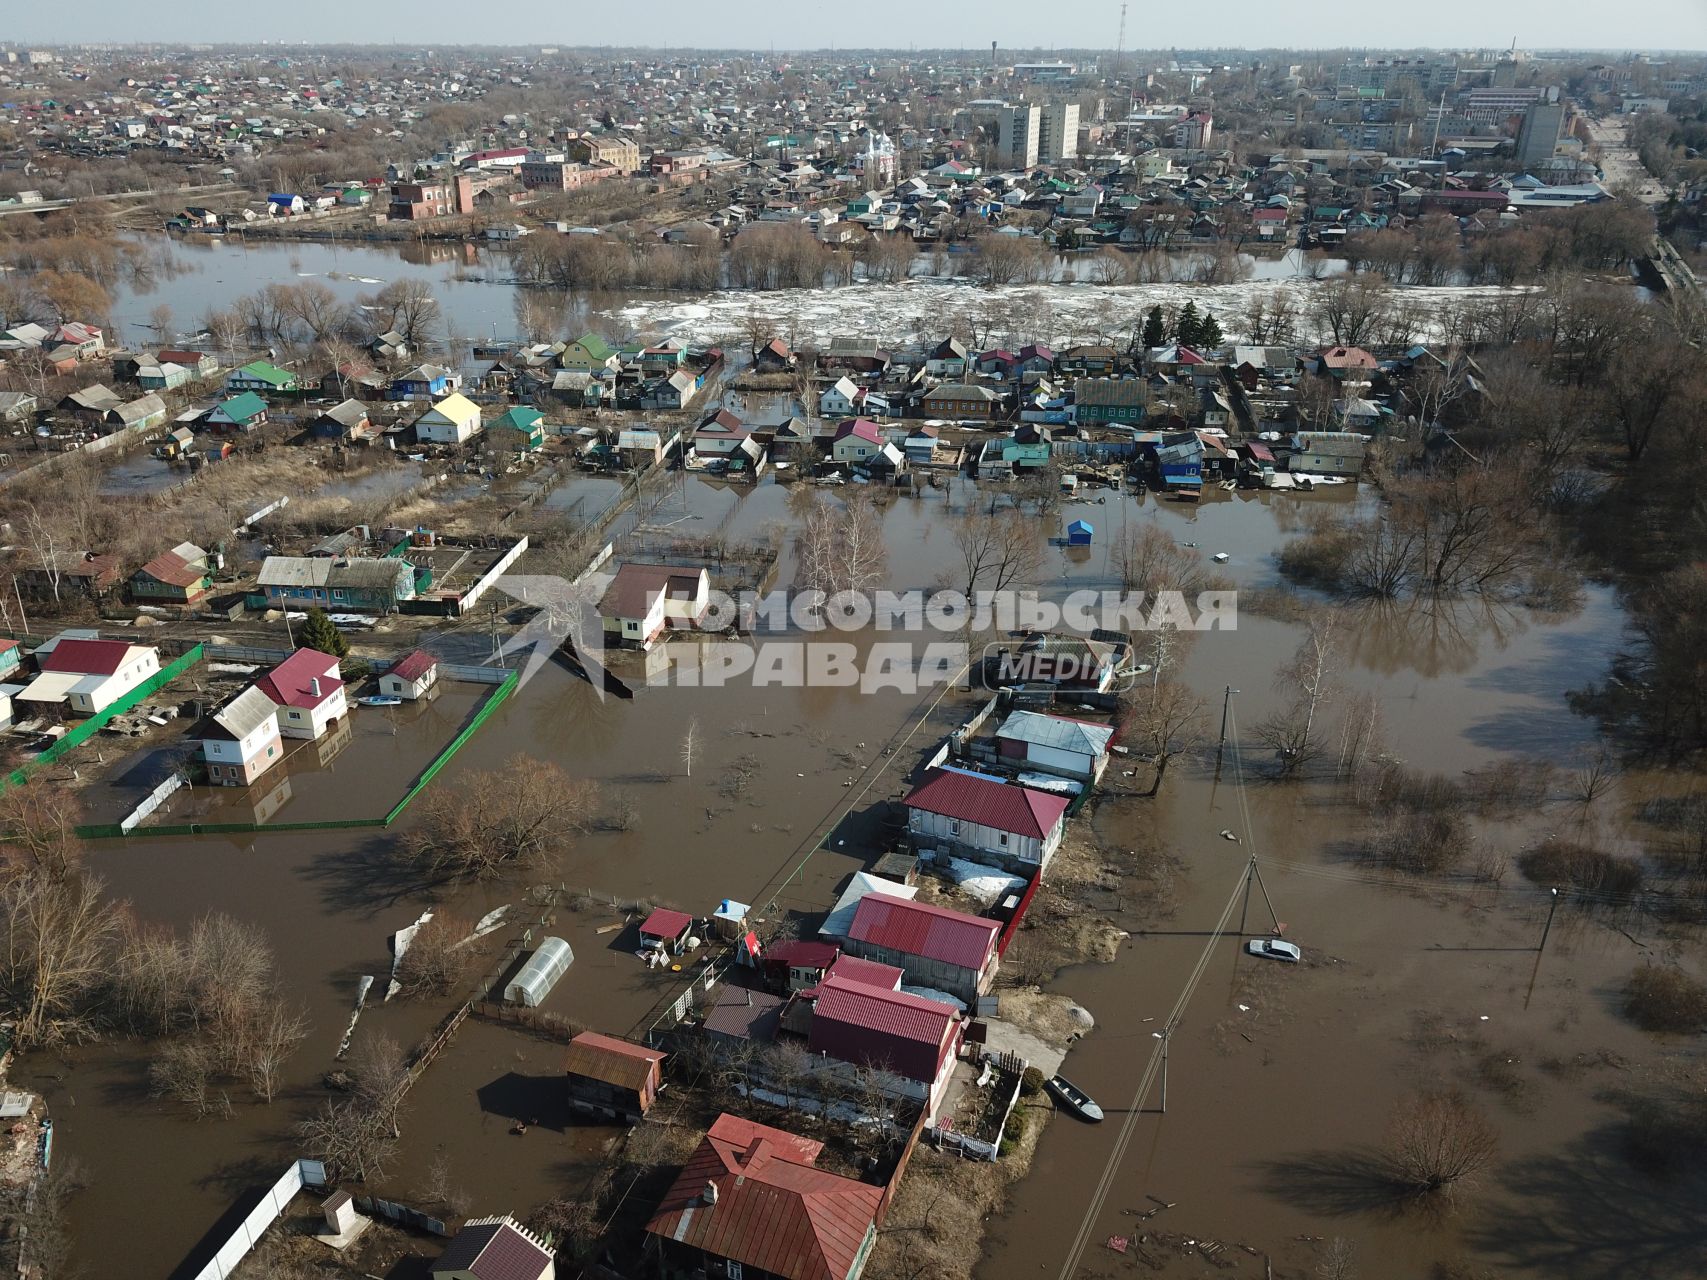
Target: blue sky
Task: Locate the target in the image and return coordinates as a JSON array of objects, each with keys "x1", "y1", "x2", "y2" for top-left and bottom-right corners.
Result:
[{"x1": 10, "y1": 1, "x2": 1707, "y2": 51}]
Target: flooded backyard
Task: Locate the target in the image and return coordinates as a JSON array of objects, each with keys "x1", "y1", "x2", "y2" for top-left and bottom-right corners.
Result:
[{"x1": 12, "y1": 466, "x2": 1668, "y2": 1280}]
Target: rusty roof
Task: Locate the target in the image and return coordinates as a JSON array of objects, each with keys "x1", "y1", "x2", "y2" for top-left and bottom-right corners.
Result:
[
  {"x1": 646, "y1": 1114, "x2": 881, "y2": 1280},
  {"x1": 564, "y1": 1031, "x2": 664, "y2": 1093}
]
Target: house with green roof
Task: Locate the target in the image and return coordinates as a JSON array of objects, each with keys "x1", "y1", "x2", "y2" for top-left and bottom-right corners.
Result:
[
  {"x1": 207, "y1": 391, "x2": 270, "y2": 431},
  {"x1": 559, "y1": 334, "x2": 620, "y2": 375},
  {"x1": 224, "y1": 361, "x2": 300, "y2": 394},
  {"x1": 489, "y1": 406, "x2": 545, "y2": 452}
]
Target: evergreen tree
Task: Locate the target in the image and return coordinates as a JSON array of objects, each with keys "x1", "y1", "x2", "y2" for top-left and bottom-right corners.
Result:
[
  {"x1": 1141, "y1": 304, "x2": 1166, "y2": 350},
  {"x1": 1175, "y1": 301, "x2": 1202, "y2": 347},
  {"x1": 299, "y1": 607, "x2": 349, "y2": 659},
  {"x1": 1197, "y1": 310, "x2": 1224, "y2": 348}
]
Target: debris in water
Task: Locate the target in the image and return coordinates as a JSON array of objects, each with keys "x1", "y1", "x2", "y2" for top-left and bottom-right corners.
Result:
[{"x1": 335, "y1": 976, "x2": 374, "y2": 1059}]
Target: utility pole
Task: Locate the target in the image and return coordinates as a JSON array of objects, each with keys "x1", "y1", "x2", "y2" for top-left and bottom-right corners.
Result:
[
  {"x1": 1538, "y1": 887, "x2": 1560, "y2": 953},
  {"x1": 1214, "y1": 685, "x2": 1238, "y2": 778},
  {"x1": 1237, "y1": 853, "x2": 1280, "y2": 937}
]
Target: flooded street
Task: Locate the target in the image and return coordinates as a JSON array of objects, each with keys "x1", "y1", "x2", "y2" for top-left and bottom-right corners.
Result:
[{"x1": 18, "y1": 467, "x2": 1654, "y2": 1279}]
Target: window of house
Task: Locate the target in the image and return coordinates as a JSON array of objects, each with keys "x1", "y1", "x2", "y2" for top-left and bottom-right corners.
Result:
[
  {"x1": 998, "y1": 832, "x2": 1009, "y2": 847},
  {"x1": 727, "y1": 1264, "x2": 744, "y2": 1280},
  {"x1": 947, "y1": 819, "x2": 960, "y2": 836}
]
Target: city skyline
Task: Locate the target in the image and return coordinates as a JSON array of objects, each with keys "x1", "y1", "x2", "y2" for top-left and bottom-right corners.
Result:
[{"x1": 8, "y1": 0, "x2": 1707, "y2": 53}]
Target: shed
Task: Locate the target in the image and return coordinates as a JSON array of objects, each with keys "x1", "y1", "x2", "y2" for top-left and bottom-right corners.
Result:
[
  {"x1": 379, "y1": 648, "x2": 439, "y2": 700},
  {"x1": 1066, "y1": 519, "x2": 1093, "y2": 546},
  {"x1": 564, "y1": 1031, "x2": 666, "y2": 1122},
  {"x1": 638, "y1": 908, "x2": 695, "y2": 955},
  {"x1": 505, "y1": 936, "x2": 573, "y2": 1007}
]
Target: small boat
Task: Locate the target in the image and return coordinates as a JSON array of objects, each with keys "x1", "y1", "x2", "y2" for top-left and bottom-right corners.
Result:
[
  {"x1": 358, "y1": 695, "x2": 402, "y2": 708},
  {"x1": 1046, "y1": 1074, "x2": 1104, "y2": 1122}
]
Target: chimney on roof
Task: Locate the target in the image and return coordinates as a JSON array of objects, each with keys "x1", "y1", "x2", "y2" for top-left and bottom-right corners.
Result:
[
  {"x1": 309, "y1": 676, "x2": 321, "y2": 698},
  {"x1": 702, "y1": 1181, "x2": 719, "y2": 1206}
]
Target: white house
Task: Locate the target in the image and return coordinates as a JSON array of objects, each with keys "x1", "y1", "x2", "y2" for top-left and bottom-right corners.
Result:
[
  {"x1": 379, "y1": 649, "x2": 439, "y2": 700},
  {"x1": 691, "y1": 409, "x2": 750, "y2": 458},
  {"x1": 199, "y1": 686, "x2": 284, "y2": 786},
  {"x1": 818, "y1": 376, "x2": 861, "y2": 418},
  {"x1": 903, "y1": 766, "x2": 1071, "y2": 872},
  {"x1": 413, "y1": 392, "x2": 483, "y2": 445},
  {"x1": 596, "y1": 563, "x2": 710, "y2": 648},
  {"x1": 255, "y1": 649, "x2": 347, "y2": 740},
  {"x1": 20, "y1": 637, "x2": 161, "y2": 716},
  {"x1": 993, "y1": 709, "x2": 1113, "y2": 783}
]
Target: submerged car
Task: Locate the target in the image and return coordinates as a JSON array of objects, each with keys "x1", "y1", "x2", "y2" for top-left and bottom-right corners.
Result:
[{"x1": 1245, "y1": 937, "x2": 1302, "y2": 963}]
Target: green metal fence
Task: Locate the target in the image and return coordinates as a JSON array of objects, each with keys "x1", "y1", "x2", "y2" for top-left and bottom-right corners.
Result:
[
  {"x1": 76, "y1": 668, "x2": 520, "y2": 840},
  {"x1": 4, "y1": 643, "x2": 205, "y2": 792}
]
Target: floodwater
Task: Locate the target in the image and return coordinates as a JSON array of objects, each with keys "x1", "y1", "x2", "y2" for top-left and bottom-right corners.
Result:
[
  {"x1": 19, "y1": 477, "x2": 1648, "y2": 1280},
  {"x1": 98, "y1": 451, "x2": 189, "y2": 497},
  {"x1": 113, "y1": 235, "x2": 1340, "y2": 354}
]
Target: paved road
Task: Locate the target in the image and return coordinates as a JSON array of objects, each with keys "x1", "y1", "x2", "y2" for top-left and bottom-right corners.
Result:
[
  {"x1": 0, "y1": 181, "x2": 243, "y2": 219},
  {"x1": 1584, "y1": 114, "x2": 1667, "y2": 204}
]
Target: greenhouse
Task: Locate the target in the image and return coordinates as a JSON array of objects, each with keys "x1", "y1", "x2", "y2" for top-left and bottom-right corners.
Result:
[{"x1": 504, "y1": 936, "x2": 574, "y2": 1007}]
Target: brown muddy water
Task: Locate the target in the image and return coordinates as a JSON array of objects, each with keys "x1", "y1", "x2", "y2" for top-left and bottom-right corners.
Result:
[{"x1": 18, "y1": 479, "x2": 1671, "y2": 1280}]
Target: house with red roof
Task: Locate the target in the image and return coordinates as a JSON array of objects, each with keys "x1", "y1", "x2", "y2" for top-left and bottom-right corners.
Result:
[
  {"x1": 645, "y1": 1113, "x2": 883, "y2": 1280},
  {"x1": 830, "y1": 417, "x2": 885, "y2": 464},
  {"x1": 692, "y1": 407, "x2": 751, "y2": 458},
  {"x1": 379, "y1": 648, "x2": 440, "y2": 701},
  {"x1": 902, "y1": 766, "x2": 1071, "y2": 872},
  {"x1": 430, "y1": 1213, "x2": 554, "y2": 1280},
  {"x1": 129, "y1": 542, "x2": 213, "y2": 605},
  {"x1": 19, "y1": 636, "x2": 160, "y2": 715},
  {"x1": 843, "y1": 890, "x2": 1001, "y2": 1005},
  {"x1": 254, "y1": 648, "x2": 346, "y2": 740},
  {"x1": 805, "y1": 974, "x2": 963, "y2": 1113}
]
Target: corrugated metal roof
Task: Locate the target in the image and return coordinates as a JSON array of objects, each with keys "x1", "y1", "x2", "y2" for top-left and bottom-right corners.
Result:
[
  {"x1": 254, "y1": 649, "x2": 341, "y2": 710},
  {"x1": 40, "y1": 638, "x2": 138, "y2": 677},
  {"x1": 997, "y1": 710, "x2": 1113, "y2": 757},
  {"x1": 564, "y1": 1031, "x2": 663, "y2": 1093},
  {"x1": 640, "y1": 907, "x2": 695, "y2": 940},
  {"x1": 902, "y1": 767, "x2": 1070, "y2": 840},
  {"x1": 209, "y1": 686, "x2": 279, "y2": 741},
  {"x1": 809, "y1": 976, "x2": 954, "y2": 1083},
  {"x1": 848, "y1": 891, "x2": 999, "y2": 972},
  {"x1": 432, "y1": 1217, "x2": 552, "y2": 1280},
  {"x1": 645, "y1": 1114, "x2": 881, "y2": 1280}
]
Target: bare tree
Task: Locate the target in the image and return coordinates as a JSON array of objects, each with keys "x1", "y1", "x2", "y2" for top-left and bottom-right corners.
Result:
[
  {"x1": 681, "y1": 718, "x2": 701, "y2": 779},
  {"x1": 950, "y1": 506, "x2": 1044, "y2": 613},
  {"x1": 0, "y1": 869, "x2": 120, "y2": 1047},
  {"x1": 1381, "y1": 1090, "x2": 1498, "y2": 1198},
  {"x1": 0, "y1": 786, "x2": 83, "y2": 880},
  {"x1": 243, "y1": 998, "x2": 309, "y2": 1103},
  {"x1": 798, "y1": 491, "x2": 889, "y2": 604},
  {"x1": 402, "y1": 754, "x2": 598, "y2": 881},
  {"x1": 1316, "y1": 1237, "x2": 1359, "y2": 1280},
  {"x1": 295, "y1": 1097, "x2": 398, "y2": 1183},
  {"x1": 1255, "y1": 613, "x2": 1340, "y2": 776},
  {"x1": 395, "y1": 913, "x2": 474, "y2": 996},
  {"x1": 1126, "y1": 678, "x2": 1205, "y2": 795}
]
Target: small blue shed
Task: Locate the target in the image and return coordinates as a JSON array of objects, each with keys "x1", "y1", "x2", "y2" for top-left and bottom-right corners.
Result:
[{"x1": 1067, "y1": 519, "x2": 1094, "y2": 546}]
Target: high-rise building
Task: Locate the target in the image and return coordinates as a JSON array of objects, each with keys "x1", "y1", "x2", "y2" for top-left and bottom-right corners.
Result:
[
  {"x1": 1516, "y1": 99, "x2": 1566, "y2": 169},
  {"x1": 997, "y1": 104, "x2": 1041, "y2": 168},
  {"x1": 1037, "y1": 102, "x2": 1081, "y2": 163}
]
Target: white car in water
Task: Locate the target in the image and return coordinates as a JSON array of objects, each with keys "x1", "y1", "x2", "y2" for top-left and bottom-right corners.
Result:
[{"x1": 1245, "y1": 937, "x2": 1302, "y2": 963}]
